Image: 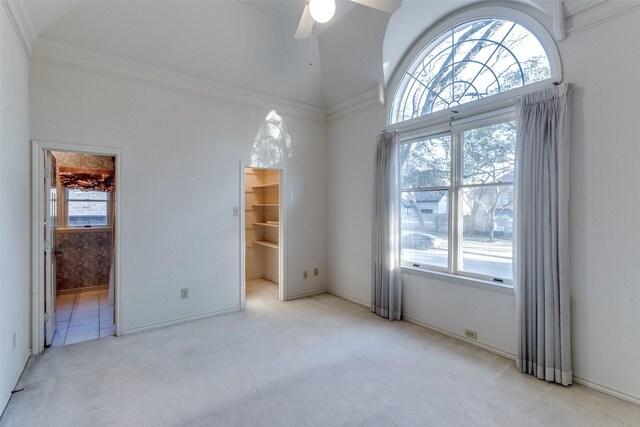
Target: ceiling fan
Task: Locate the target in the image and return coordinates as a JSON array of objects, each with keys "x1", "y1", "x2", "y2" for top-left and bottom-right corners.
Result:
[{"x1": 295, "y1": 0, "x2": 401, "y2": 39}]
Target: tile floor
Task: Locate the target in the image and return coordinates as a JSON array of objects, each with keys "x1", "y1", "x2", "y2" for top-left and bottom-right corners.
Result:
[{"x1": 51, "y1": 289, "x2": 114, "y2": 347}]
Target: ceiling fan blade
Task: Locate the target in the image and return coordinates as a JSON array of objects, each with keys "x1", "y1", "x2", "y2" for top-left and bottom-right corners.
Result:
[
  {"x1": 295, "y1": 4, "x2": 314, "y2": 40},
  {"x1": 349, "y1": 0, "x2": 401, "y2": 14}
]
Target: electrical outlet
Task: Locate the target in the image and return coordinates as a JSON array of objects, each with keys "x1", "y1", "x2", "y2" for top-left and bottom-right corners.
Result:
[
  {"x1": 303, "y1": 270, "x2": 308, "y2": 279},
  {"x1": 181, "y1": 288, "x2": 189, "y2": 299},
  {"x1": 464, "y1": 329, "x2": 477, "y2": 340},
  {"x1": 314, "y1": 268, "x2": 318, "y2": 276},
  {"x1": 12, "y1": 332, "x2": 16, "y2": 350}
]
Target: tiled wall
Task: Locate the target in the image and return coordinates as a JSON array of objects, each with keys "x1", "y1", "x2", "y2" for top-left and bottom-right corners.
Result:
[{"x1": 56, "y1": 230, "x2": 112, "y2": 292}]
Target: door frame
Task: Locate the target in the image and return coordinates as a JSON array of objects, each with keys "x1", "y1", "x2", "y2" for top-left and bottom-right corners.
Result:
[
  {"x1": 239, "y1": 161, "x2": 287, "y2": 308},
  {"x1": 31, "y1": 140, "x2": 124, "y2": 354}
]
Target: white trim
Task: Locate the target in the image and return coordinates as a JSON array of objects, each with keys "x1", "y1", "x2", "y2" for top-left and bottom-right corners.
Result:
[
  {"x1": 1, "y1": 0, "x2": 37, "y2": 58},
  {"x1": 386, "y1": 6, "x2": 563, "y2": 127},
  {"x1": 563, "y1": 0, "x2": 607, "y2": 17},
  {"x1": 31, "y1": 37, "x2": 328, "y2": 124},
  {"x1": 401, "y1": 313, "x2": 517, "y2": 361},
  {"x1": 564, "y1": 0, "x2": 609, "y2": 18},
  {"x1": 565, "y1": 0, "x2": 640, "y2": 34},
  {"x1": 239, "y1": 165, "x2": 247, "y2": 310},
  {"x1": 31, "y1": 140, "x2": 124, "y2": 355},
  {"x1": 327, "y1": 87, "x2": 381, "y2": 123},
  {"x1": 55, "y1": 227, "x2": 112, "y2": 234},
  {"x1": 286, "y1": 289, "x2": 328, "y2": 301},
  {"x1": 326, "y1": 289, "x2": 370, "y2": 308},
  {"x1": 122, "y1": 307, "x2": 240, "y2": 335},
  {"x1": 239, "y1": 162, "x2": 288, "y2": 306},
  {"x1": 328, "y1": 292, "x2": 640, "y2": 406},
  {"x1": 573, "y1": 376, "x2": 640, "y2": 407},
  {"x1": 401, "y1": 267, "x2": 515, "y2": 296},
  {"x1": 553, "y1": 0, "x2": 567, "y2": 41}
]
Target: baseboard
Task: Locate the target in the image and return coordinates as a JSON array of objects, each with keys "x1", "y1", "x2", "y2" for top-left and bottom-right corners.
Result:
[
  {"x1": 401, "y1": 315, "x2": 640, "y2": 406},
  {"x1": 401, "y1": 314, "x2": 516, "y2": 361},
  {"x1": 573, "y1": 376, "x2": 640, "y2": 406},
  {"x1": 0, "y1": 391, "x2": 10, "y2": 419},
  {"x1": 122, "y1": 306, "x2": 240, "y2": 335},
  {"x1": 1, "y1": 352, "x2": 30, "y2": 417},
  {"x1": 57, "y1": 284, "x2": 108, "y2": 296},
  {"x1": 326, "y1": 289, "x2": 370, "y2": 308},
  {"x1": 286, "y1": 289, "x2": 328, "y2": 301}
]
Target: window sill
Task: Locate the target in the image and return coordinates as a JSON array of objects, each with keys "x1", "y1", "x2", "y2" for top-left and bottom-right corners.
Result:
[
  {"x1": 56, "y1": 227, "x2": 112, "y2": 234},
  {"x1": 401, "y1": 266, "x2": 515, "y2": 296}
]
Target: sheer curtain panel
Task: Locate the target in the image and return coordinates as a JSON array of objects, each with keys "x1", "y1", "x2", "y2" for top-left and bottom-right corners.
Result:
[
  {"x1": 372, "y1": 131, "x2": 402, "y2": 320},
  {"x1": 515, "y1": 83, "x2": 574, "y2": 385}
]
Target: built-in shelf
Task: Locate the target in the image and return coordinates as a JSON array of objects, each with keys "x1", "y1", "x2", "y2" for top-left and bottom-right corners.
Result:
[
  {"x1": 252, "y1": 183, "x2": 279, "y2": 189},
  {"x1": 253, "y1": 222, "x2": 279, "y2": 228},
  {"x1": 254, "y1": 240, "x2": 279, "y2": 249},
  {"x1": 245, "y1": 168, "x2": 281, "y2": 282}
]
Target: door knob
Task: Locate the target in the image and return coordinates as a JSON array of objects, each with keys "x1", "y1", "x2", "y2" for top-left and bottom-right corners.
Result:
[{"x1": 54, "y1": 250, "x2": 63, "y2": 255}]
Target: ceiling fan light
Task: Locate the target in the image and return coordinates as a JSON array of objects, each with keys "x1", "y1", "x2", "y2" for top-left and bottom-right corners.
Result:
[{"x1": 309, "y1": 0, "x2": 336, "y2": 24}]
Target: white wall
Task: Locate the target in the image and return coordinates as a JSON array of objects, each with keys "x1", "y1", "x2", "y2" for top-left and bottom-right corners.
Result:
[
  {"x1": 327, "y1": 106, "x2": 384, "y2": 305},
  {"x1": 327, "y1": 8, "x2": 640, "y2": 403},
  {"x1": 30, "y1": 59, "x2": 327, "y2": 333},
  {"x1": 0, "y1": 4, "x2": 31, "y2": 411},
  {"x1": 560, "y1": 10, "x2": 640, "y2": 402},
  {"x1": 37, "y1": 0, "x2": 325, "y2": 107}
]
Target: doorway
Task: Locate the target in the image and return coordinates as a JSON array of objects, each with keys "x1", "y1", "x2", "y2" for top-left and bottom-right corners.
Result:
[
  {"x1": 241, "y1": 166, "x2": 285, "y2": 307},
  {"x1": 32, "y1": 141, "x2": 122, "y2": 354}
]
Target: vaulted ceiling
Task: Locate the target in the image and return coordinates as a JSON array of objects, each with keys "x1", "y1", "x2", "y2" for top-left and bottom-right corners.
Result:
[{"x1": 19, "y1": 0, "x2": 558, "y2": 109}]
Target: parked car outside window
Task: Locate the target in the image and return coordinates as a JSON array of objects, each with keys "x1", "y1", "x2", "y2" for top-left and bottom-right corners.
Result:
[{"x1": 402, "y1": 233, "x2": 443, "y2": 250}]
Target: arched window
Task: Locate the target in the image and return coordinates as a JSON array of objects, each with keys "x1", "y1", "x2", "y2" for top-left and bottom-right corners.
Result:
[
  {"x1": 390, "y1": 12, "x2": 560, "y2": 286},
  {"x1": 391, "y1": 18, "x2": 553, "y2": 124}
]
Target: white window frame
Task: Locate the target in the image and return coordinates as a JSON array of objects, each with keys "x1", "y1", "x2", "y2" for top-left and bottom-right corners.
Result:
[
  {"x1": 386, "y1": 7, "x2": 562, "y2": 127},
  {"x1": 400, "y1": 111, "x2": 516, "y2": 287},
  {"x1": 64, "y1": 187, "x2": 111, "y2": 228},
  {"x1": 387, "y1": 7, "x2": 562, "y2": 293}
]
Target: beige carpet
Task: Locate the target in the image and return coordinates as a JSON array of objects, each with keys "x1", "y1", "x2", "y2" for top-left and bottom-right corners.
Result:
[{"x1": 1, "y1": 279, "x2": 639, "y2": 426}]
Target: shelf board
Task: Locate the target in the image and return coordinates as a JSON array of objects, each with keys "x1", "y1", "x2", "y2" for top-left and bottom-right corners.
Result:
[
  {"x1": 253, "y1": 222, "x2": 279, "y2": 228},
  {"x1": 253, "y1": 204, "x2": 279, "y2": 207},
  {"x1": 252, "y1": 183, "x2": 279, "y2": 189},
  {"x1": 253, "y1": 240, "x2": 279, "y2": 249}
]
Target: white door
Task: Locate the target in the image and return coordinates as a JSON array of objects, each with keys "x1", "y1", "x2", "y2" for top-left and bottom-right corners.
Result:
[{"x1": 44, "y1": 151, "x2": 58, "y2": 346}]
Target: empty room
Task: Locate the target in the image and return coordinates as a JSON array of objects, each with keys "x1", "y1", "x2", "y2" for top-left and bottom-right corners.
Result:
[{"x1": 1, "y1": 0, "x2": 639, "y2": 425}]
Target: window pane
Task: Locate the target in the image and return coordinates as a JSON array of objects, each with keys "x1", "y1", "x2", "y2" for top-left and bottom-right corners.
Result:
[
  {"x1": 401, "y1": 190, "x2": 449, "y2": 270},
  {"x1": 68, "y1": 189, "x2": 108, "y2": 201},
  {"x1": 49, "y1": 188, "x2": 57, "y2": 225},
  {"x1": 460, "y1": 186, "x2": 513, "y2": 279},
  {"x1": 462, "y1": 121, "x2": 515, "y2": 185},
  {"x1": 67, "y1": 189, "x2": 108, "y2": 226},
  {"x1": 401, "y1": 135, "x2": 451, "y2": 189},
  {"x1": 392, "y1": 18, "x2": 552, "y2": 123}
]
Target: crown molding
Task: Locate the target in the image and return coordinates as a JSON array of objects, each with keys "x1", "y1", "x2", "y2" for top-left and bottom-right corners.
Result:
[
  {"x1": 31, "y1": 37, "x2": 328, "y2": 124},
  {"x1": 563, "y1": 0, "x2": 607, "y2": 17},
  {"x1": 565, "y1": 0, "x2": 640, "y2": 34},
  {"x1": 2, "y1": 0, "x2": 37, "y2": 58},
  {"x1": 327, "y1": 87, "x2": 382, "y2": 123}
]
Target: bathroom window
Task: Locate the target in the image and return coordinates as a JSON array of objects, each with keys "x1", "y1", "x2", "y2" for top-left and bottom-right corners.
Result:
[{"x1": 66, "y1": 189, "x2": 110, "y2": 227}]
